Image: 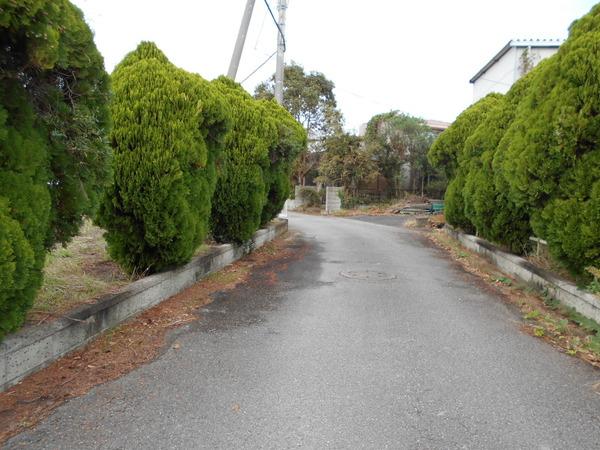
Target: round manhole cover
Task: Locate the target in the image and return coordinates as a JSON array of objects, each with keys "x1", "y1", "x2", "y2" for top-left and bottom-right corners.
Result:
[{"x1": 340, "y1": 270, "x2": 396, "y2": 281}]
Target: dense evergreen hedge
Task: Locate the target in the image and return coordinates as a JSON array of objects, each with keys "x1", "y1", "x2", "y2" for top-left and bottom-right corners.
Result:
[
  {"x1": 428, "y1": 94, "x2": 502, "y2": 233},
  {"x1": 0, "y1": 0, "x2": 110, "y2": 338},
  {"x1": 499, "y1": 6, "x2": 600, "y2": 274},
  {"x1": 100, "y1": 46, "x2": 305, "y2": 271},
  {"x1": 259, "y1": 99, "x2": 307, "y2": 225},
  {"x1": 97, "y1": 43, "x2": 230, "y2": 273},
  {"x1": 211, "y1": 77, "x2": 306, "y2": 243},
  {"x1": 462, "y1": 74, "x2": 534, "y2": 253},
  {"x1": 429, "y1": 4, "x2": 600, "y2": 276}
]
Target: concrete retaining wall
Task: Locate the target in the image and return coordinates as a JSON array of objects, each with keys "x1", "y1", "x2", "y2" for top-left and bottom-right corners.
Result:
[
  {"x1": 444, "y1": 226, "x2": 600, "y2": 324},
  {"x1": 0, "y1": 220, "x2": 288, "y2": 392}
]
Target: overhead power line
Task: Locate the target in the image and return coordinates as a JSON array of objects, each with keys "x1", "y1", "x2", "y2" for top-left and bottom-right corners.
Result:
[
  {"x1": 240, "y1": 50, "x2": 278, "y2": 84},
  {"x1": 263, "y1": 0, "x2": 286, "y2": 52}
]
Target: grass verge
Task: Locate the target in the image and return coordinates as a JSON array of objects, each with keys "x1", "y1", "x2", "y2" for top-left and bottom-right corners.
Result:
[{"x1": 29, "y1": 221, "x2": 130, "y2": 324}]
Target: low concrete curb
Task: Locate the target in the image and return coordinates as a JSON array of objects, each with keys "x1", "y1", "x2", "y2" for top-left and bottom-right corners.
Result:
[
  {"x1": 0, "y1": 220, "x2": 288, "y2": 392},
  {"x1": 444, "y1": 226, "x2": 600, "y2": 324}
]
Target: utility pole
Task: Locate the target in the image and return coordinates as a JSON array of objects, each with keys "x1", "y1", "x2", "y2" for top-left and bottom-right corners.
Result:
[
  {"x1": 227, "y1": 0, "x2": 256, "y2": 80},
  {"x1": 274, "y1": 0, "x2": 288, "y2": 104}
]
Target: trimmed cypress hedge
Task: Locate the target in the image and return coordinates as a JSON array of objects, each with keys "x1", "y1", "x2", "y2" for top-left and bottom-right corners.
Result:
[
  {"x1": 100, "y1": 45, "x2": 305, "y2": 272},
  {"x1": 0, "y1": 86, "x2": 50, "y2": 339},
  {"x1": 428, "y1": 94, "x2": 502, "y2": 233},
  {"x1": 462, "y1": 73, "x2": 535, "y2": 253},
  {"x1": 0, "y1": 0, "x2": 110, "y2": 338},
  {"x1": 210, "y1": 79, "x2": 306, "y2": 243},
  {"x1": 98, "y1": 43, "x2": 230, "y2": 273},
  {"x1": 500, "y1": 6, "x2": 600, "y2": 274},
  {"x1": 210, "y1": 77, "x2": 275, "y2": 244},
  {"x1": 259, "y1": 99, "x2": 307, "y2": 225},
  {"x1": 429, "y1": 4, "x2": 600, "y2": 276}
]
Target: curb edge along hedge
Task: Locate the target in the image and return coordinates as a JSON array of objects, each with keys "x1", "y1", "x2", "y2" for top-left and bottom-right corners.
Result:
[
  {"x1": 98, "y1": 42, "x2": 230, "y2": 274},
  {"x1": 0, "y1": 0, "x2": 110, "y2": 339},
  {"x1": 429, "y1": 3, "x2": 600, "y2": 276}
]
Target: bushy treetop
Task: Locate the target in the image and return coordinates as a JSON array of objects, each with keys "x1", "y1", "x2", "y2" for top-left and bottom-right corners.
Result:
[{"x1": 428, "y1": 94, "x2": 502, "y2": 179}]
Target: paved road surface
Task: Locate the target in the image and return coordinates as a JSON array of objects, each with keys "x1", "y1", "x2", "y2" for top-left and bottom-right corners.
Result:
[{"x1": 7, "y1": 213, "x2": 600, "y2": 449}]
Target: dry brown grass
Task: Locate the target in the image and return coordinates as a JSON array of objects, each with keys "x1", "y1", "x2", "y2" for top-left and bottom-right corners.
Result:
[
  {"x1": 331, "y1": 203, "x2": 400, "y2": 217},
  {"x1": 30, "y1": 224, "x2": 216, "y2": 325},
  {"x1": 29, "y1": 221, "x2": 130, "y2": 323},
  {"x1": 526, "y1": 252, "x2": 576, "y2": 284},
  {"x1": 428, "y1": 213, "x2": 445, "y2": 228}
]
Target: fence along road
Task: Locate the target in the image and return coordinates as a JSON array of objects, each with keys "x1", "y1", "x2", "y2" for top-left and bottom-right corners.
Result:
[{"x1": 7, "y1": 212, "x2": 600, "y2": 449}]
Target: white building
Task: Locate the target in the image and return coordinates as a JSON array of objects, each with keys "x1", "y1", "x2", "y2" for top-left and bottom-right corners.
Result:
[
  {"x1": 425, "y1": 119, "x2": 450, "y2": 134},
  {"x1": 470, "y1": 39, "x2": 563, "y2": 101}
]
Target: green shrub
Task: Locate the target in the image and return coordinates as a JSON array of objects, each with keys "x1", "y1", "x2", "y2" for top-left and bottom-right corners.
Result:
[
  {"x1": 210, "y1": 77, "x2": 275, "y2": 243},
  {"x1": 428, "y1": 94, "x2": 501, "y2": 180},
  {"x1": 432, "y1": 4, "x2": 600, "y2": 275},
  {"x1": 428, "y1": 94, "x2": 502, "y2": 232},
  {"x1": 97, "y1": 42, "x2": 229, "y2": 273},
  {"x1": 461, "y1": 73, "x2": 535, "y2": 252},
  {"x1": 259, "y1": 99, "x2": 306, "y2": 225},
  {"x1": 299, "y1": 188, "x2": 321, "y2": 207},
  {"x1": 338, "y1": 191, "x2": 352, "y2": 209},
  {"x1": 0, "y1": 0, "x2": 110, "y2": 338},
  {"x1": 0, "y1": 88, "x2": 50, "y2": 339},
  {"x1": 497, "y1": 4, "x2": 600, "y2": 273}
]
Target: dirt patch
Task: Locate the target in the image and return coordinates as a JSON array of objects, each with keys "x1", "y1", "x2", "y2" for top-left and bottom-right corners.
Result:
[
  {"x1": 427, "y1": 229, "x2": 600, "y2": 369},
  {"x1": 0, "y1": 232, "x2": 304, "y2": 445},
  {"x1": 291, "y1": 206, "x2": 323, "y2": 215}
]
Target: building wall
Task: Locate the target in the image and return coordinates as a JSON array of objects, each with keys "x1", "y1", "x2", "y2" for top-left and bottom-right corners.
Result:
[{"x1": 473, "y1": 46, "x2": 558, "y2": 101}]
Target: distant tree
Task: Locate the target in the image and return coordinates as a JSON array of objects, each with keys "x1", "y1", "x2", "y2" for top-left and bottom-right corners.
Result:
[
  {"x1": 255, "y1": 62, "x2": 343, "y2": 185},
  {"x1": 364, "y1": 112, "x2": 433, "y2": 196},
  {"x1": 317, "y1": 133, "x2": 377, "y2": 196}
]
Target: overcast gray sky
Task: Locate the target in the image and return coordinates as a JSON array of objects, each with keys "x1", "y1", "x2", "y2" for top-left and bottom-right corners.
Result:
[{"x1": 73, "y1": 0, "x2": 597, "y2": 132}]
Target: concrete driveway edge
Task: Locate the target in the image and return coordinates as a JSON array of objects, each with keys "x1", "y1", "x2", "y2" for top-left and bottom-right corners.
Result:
[{"x1": 0, "y1": 219, "x2": 288, "y2": 393}]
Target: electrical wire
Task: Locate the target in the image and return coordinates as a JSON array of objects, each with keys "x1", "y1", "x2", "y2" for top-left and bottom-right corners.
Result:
[
  {"x1": 263, "y1": 0, "x2": 286, "y2": 52},
  {"x1": 254, "y1": 11, "x2": 268, "y2": 50},
  {"x1": 240, "y1": 50, "x2": 278, "y2": 84}
]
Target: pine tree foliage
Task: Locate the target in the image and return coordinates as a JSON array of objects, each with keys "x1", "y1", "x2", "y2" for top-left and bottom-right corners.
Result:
[
  {"x1": 0, "y1": 0, "x2": 110, "y2": 338},
  {"x1": 98, "y1": 42, "x2": 229, "y2": 273}
]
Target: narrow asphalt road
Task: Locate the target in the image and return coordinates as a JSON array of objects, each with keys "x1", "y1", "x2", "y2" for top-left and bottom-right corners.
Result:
[{"x1": 7, "y1": 213, "x2": 600, "y2": 449}]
